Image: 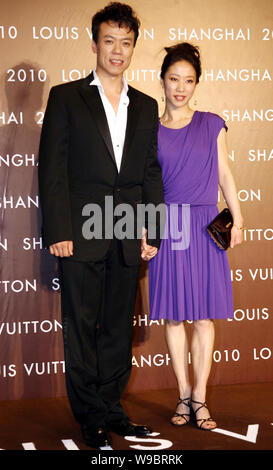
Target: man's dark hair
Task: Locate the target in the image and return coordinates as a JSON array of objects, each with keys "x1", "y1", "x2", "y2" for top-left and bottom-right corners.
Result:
[{"x1": 92, "y1": 2, "x2": 140, "y2": 45}]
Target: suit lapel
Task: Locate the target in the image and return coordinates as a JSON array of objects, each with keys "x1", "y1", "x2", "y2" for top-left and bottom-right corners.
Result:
[
  {"x1": 79, "y1": 75, "x2": 141, "y2": 172},
  {"x1": 79, "y1": 73, "x2": 116, "y2": 166}
]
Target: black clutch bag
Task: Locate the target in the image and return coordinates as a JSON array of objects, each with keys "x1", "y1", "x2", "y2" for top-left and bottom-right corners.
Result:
[{"x1": 206, "y1": 208, "x2": 233, "y2": 250}]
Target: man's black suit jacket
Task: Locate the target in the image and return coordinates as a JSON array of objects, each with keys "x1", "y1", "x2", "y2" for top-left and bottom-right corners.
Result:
[{"x1": 38, "y1": 72, "x2": 164, "y2": 265}]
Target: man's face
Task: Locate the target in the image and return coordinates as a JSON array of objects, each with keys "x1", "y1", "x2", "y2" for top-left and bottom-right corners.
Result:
[{"x1": 92, "y1": 21, "x2": 135, "y2": 78}]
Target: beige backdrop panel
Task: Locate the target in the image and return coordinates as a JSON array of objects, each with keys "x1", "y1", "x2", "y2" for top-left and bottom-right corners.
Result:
[{"x1": 0, "y1": 0, "x2": 272, "y2": 400}]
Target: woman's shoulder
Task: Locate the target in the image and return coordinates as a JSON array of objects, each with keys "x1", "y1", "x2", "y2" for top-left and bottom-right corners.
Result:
[
  {"x1": 197, "y1": 111, "x2": 227, "y2": 132},
  {"x1": 197, "y1": 110, "x2": 224, "y2": 122}
]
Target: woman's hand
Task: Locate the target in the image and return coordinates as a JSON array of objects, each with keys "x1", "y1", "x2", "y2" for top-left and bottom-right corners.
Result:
[
  {"x1": 230, "y1": 226, "x2": 244, "y2": 248},
  {"x1": 141, "y1": 229, "x2": 158, "y2": 261}
]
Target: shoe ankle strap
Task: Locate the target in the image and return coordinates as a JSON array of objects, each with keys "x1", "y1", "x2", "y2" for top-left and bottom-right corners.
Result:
[{"x1": 177, "y1": 397, "x2": 191, "y2": 407}]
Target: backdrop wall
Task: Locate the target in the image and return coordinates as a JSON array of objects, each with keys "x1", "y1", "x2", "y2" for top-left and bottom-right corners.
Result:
[{"x1": 0, "y1": 0, "x2": 272, "y2": 400}]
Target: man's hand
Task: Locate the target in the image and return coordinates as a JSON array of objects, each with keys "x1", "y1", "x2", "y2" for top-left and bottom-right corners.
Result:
[
  {"x1": 49, "y1": 241, "x2": 73, "y2": 257},
  {"x1": 141, "y1": 229, "x2": 158, "y2": 261}
]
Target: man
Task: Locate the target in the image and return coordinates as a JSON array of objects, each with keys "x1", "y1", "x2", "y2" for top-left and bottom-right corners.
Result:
[{"x1": 38, "y1": 2, "x2": 164, "y2": 448}]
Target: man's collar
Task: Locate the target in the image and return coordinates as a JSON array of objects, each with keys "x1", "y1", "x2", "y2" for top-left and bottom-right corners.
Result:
[{"x1": 90, "y1": 68, "x2": 129, "y2": 95}]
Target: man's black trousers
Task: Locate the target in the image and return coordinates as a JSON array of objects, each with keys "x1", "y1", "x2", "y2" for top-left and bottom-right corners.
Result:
[{"x1": 60, "y1": 238, "x2": 140, "y2": 429}]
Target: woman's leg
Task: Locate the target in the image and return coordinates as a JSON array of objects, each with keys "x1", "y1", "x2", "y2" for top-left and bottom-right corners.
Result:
[
  {"x1": 191, "y1": 319, "x2": 216, "y2": 429},
  {"x1": 165, "y1": 320, "x2": 192, "y2": 424}
]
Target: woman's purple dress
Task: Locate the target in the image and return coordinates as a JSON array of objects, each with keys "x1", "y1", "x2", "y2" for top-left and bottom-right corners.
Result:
[{"x1": 149, "y1": 111, "x2": 234, "y2": 321}]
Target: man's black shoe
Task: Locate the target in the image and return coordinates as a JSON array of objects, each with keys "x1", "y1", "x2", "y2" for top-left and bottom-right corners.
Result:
[
  {"x1": 108, "y1": 419, "x2": 152, "y2": 436},
  {"x1": 82, "y1": 425, "x2": 111, "y2": 448}
]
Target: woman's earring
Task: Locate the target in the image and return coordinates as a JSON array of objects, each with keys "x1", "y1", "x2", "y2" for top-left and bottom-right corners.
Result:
[
  {"x1": 161, "y1": 95, "x2": 165, "y2": 102},
  {"x1": 194, "y1": 98, "x2": 197, "y2": 106}
]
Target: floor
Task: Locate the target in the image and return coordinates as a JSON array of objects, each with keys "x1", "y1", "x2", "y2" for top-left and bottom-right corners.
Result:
[{"x1": 0, "y1": 382, "x2": 272, "y2": 459}]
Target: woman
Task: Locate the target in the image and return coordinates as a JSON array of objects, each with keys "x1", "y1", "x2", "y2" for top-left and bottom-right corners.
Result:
[{"x1": 148, "y1": 43, "x2": 244, "y2": 430}]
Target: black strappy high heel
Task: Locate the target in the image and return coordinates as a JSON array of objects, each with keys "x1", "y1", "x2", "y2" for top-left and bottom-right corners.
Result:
[
  {"x1": 190, "y1": 399, "x2": 217, "y2": 430},
  {"x1": 170, "y1": 397, "x2": 191, "y2": 426}
]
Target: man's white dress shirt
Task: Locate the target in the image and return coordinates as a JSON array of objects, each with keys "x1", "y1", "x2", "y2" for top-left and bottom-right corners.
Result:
[{"x1": 90, "y1": 69, "x2": 129, "y2": 172}]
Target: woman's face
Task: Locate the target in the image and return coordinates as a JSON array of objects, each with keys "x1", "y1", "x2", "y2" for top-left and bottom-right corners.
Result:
[{"x1": 163, "y1": 60, "x2": 197, "y2": 109}]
